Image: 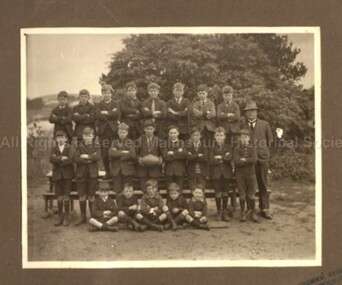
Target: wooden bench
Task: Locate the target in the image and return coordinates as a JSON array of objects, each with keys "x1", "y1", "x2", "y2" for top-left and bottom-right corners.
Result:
[{"x1": 43, "y1": 171, "x2": 270, "y2": 216}]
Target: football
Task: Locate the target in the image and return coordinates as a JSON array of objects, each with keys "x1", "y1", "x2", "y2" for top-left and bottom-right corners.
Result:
[{"x1": 141, "y1": 154, "x2": 161, "y2": 166}]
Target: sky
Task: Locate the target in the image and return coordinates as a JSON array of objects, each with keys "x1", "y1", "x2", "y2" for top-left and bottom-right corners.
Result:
[{"x1": 26, "y1": 33, "x2": 315, "y2": 99}]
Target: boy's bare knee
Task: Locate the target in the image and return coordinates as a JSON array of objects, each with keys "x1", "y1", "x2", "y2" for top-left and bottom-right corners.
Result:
[
  {"x1": 118, "y1": 211, "x2": 126, "y2": 217},
  {"x1": 162, "y1": 205, "x2": 169, "y2": 212},
  {"x1": 185, "y1": 215, "x2": 193, "y2": 222},
  {"x1": 136, "y1": 213, "x2": 143, "y2": 220},
  {"x1": 182, "y1": 209, "x2": 189, "y2": 216},
  {"x1": 200, "y1": 216, "x2": 207, "y2": 223}
]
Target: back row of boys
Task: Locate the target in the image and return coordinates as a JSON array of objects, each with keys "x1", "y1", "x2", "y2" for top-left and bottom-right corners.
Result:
[{"x1": 49, "y1": 82, "x2": 273, "y2": 228}]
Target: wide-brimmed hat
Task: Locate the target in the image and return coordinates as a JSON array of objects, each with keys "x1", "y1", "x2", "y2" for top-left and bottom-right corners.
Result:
[{"x1": 243, "y1": 101, "x2": 259, "y2": 111}]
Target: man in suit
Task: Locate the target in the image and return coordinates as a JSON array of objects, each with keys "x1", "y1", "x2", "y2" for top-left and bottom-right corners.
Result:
[
  {"x1": 190, "y1": 84, "x2": 216, "y2": 141},
  {"x1": 96, "y1": 84, "x2": 121, "y2": 179},
  {"x1": 217, "y1": 85, "x2": 241, "y2": 146},
  {"x1": 241, "y1": 101, "x2": 274, "y2": 219},
  {"x1": 166, "y1": 82, "x2": 191, "y2": 141}
]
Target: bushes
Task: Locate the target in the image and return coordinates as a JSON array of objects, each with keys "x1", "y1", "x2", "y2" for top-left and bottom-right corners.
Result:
[{"x1": 270, "y1": 148, "x2": 315, "y2": 181}]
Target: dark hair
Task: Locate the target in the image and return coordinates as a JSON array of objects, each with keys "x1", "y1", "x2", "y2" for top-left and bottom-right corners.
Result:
[
  {"x1": 125, "y1": 81, "x2": 137, "y2": 91},
  {"x1": 168, "y1": 183, "x2": 181, "y2": 193},
  {"x1": 197, "y1": 84, "x2": 209, "y2": 93},
  {"x1": 57, "y1": 91, "x2": 68, "y2": 99}
]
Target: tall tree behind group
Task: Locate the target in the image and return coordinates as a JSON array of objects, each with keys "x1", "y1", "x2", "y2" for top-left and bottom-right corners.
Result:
[{"x1": 101, "y1": 34, "x2": 313, "y2": 143}]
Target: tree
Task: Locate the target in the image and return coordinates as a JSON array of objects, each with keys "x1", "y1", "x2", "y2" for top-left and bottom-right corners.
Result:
[{"x1": 102, "y1": 34, "x2": 312, "y2": 143}]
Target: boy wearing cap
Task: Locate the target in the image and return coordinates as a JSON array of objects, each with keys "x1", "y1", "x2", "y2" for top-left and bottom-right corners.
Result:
[
  {"x1": 241, "y1": 101, "x2": 273, "y2": 219},
  {"x1": 96, "y1": 84, "x2": 121, "y2": 179},
  {"x1": 49, "y1": 130, "x2": 75, "y2": 226},
  {"x1": 74, "y1": 127, "x2": 101, "y2": 226},
  {"x1": 162, "y1": 125, "x2": 187, "y2": 190},
  {"x1": 209, "y1": 127, "x2": 233, "y2": 222},
  {"x1": 73, "y1": 89, "x2": 96, "y2": 143},
  {"x1": 234, "y1": 129, "x2": 258, "y2": 222},
  {"x1": 119, "y1": 82, "x2": 142, "y2": 140},
  {"x1": 89, "y1": 181, "x2": 119, "y2": 232},
  {"x1": 117, "y1": 183, "x2": 146, "y2": 231},
  {"x1": 165, "y1": 183, "x2": 189, "y2": 231},
  {"x1": 217, "y1": 85, "x2": 241, "y2": 146},
  {"x1": 142, "y1": 83, "x2": 167, "y2": 138},
  {"x1": 136, "y1": 119, "x2": 163, "y2": 192},
  {"x1": 186, "y1": 127, "x2": 209, "y2": 190},
  {"x1": 49, "y1": 91, "x2": 73, "y2": 142},
  {"x1": 190, "y1": 84, "x2": 216, "y2": 141},
  {"x1": 108, "y1": 123, "x2": 136, "y2": 194},
  {"x1": 166, "y1": 82, "x2": 191, "y2": 141}
]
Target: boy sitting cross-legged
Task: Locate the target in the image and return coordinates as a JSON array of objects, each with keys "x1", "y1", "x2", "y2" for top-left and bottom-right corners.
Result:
[
  {"x1": 185, "y1": 185, "x2": 210, "y2": 230},
  {"x1": 117, "y1": 183, "x2": 147, "y2": 232},
  {"x1": 88, "y1": 181, "x2": 119, "y2": 232}
]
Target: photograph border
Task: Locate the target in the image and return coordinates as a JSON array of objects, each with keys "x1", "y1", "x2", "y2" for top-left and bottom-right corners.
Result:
[{"x1": 21, "y1": 26, "x2": 321, "y2": 269}]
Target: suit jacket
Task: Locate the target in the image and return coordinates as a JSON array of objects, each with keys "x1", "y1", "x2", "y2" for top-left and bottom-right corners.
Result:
[
  {"x1": 119, "y1": 98, "x2": 143, "y2": 133},
  {"x1": 72, "y1": 102, "x2": 96, "y2": 138},
  {"x1": 188, "y1": 198, "x2": 208, "y2": 217},
  {"x1": 136, "y1": 135, "x2": 162, "y2": 177},
  {"x1": 190, "y1": 99, "x2": 216, "y2": 132},
  {"x1": 241, "y1": 118, "x2": 273, "y2": 161},
  {"x1": 108, "y1": 138, "x2": 136, "y2": 176},
  {"x1": 140, "y1": 193, "x2": 164, "y2": 215},
  {"x1": 166, "y1": 97, "x2": 190, "y2": 134},
  {"x1": 49, "y1": 105, "x2": 73, "y2": 138},
  {"x1": 162, "y1": 139, "x2": 187, "y2": 176},
  {"x1": 142, "y1": 98, "x2": 167, "y2": 131},
  {"x1": 217, "y1": 101, "x2": 241, "y2": 134},
  {"x1": 116, "y1": 195, "x2": 139, "y2": 215},
  {"x1": 74, "y1": 142, "x2": 101, "y2": 178},
  {"x1": 208, "y1": 142, "x2": 233, "y2": 179},
  {"x1": 95, "y1": 100, "x2": 121, "y2": 136},
  {"x1": 49, "y1": 143, "x2": 75, "y2": 181},
  {"x1": 233, "y1": 142, "x2": 257, "y2": 175},
  {"x1": 92, "y1": 196, "x2": 118, "y2": 219},
  {"x1": 166, "y1": 195, "x2": 188, "y2": 212},
  {"x1": 185, "y1": 140, "x2": 209, "y2": 177}
]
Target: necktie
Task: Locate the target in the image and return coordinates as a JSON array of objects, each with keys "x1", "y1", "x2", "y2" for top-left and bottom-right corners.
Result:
[
  {"x1": 151, "y1": 100, "x2": 156, "y2": 112},
  {"x1": 249, "y1": 122, "x2": 254, "y2": 131}
]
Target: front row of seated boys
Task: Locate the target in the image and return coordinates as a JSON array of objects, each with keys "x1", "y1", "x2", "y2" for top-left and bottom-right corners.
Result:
[
  {"x1": 50, "y1": 120, "x2": 259, "y2": 230},
  {"x1": 88, "y1": 181, "x2": 209, "y2": 232}
]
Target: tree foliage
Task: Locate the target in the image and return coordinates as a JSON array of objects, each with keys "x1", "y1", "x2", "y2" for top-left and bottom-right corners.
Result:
[{"x1": 102, "y1": 34, "x2": 314, "y2": 143}]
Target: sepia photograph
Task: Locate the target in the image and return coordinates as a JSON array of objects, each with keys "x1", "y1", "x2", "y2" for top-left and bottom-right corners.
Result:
[{"x1": 21, "y1": 27, "x2": 321, "y2": 268}]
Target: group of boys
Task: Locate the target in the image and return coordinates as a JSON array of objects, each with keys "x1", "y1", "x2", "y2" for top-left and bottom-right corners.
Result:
[{"x1": 49, "y1": 81, "x2": 273, "y2": 232}]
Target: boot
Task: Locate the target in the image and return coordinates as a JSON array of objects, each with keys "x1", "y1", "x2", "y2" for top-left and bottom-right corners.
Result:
[
  {"x1": 88, "y1": 200, "x2": 94, "y2": 217},
  {"x1": 240, "y1": 199, "x2": 246, "y2": 222},
  {"x1": 191, "y1": 219, "x2": 210, "y2": 231},
  {"x1": 166, "y1": 212, "x2": 177, "y2": 231},
  {"x1": 174, "y1": 214, "x2": 185, "y2": 229},
  {"x1": 222, "y1": 209, "x2": 230, "y2": 222},
  {"x1": 141, "y1": 217, "x2": 163, "y2": 232},
  {"x1": 54, "y1": 200, "x2": 64, "y2": 226},
  {"x1": 250, "y1": 199, "x2": 259, "y2": 223},
  {"x1": 127, "y1": 216, "x2": 141, "y2": 232},
  {"x1": 63, "y1": 200, "x2": 70, "y2": 226},
  {"x1": 215, "y1": 197, "x2": 222, "y2": 221},
  {"x1": 74, "y1": 201, "x2": 87, "y2": 226}
]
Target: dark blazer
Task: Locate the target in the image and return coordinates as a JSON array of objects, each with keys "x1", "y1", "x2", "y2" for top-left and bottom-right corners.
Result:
[
  {"x1": 166, "y1": 195, "x2": 188, "y2": 212},
  {"x1": 217, "y1": 101, "x2": 241, "y2": 134},
  {"x1": 95, "y1": 99, "x2": 121, "y2": 136},
  {"x1": 241, "y1": 118, "x2": 273, "y2": 161},
  {"x1": 188, "y1": 198, "x2": 208, "y2": 217},
  {"x1": 142, "y1": 98, "x2": 167, "y2": 130},
  {"x1": 48, "y1": 105, "x2": 73, "y2": 138},
  {"x1": 166, "y1": 97, "x2": 191, "y2": 134},
  {"x1": 108, "y1": 138, "x2": 136, "y2": 176},
  {"x1": 119, "y1": 98, "x2": 143, "y2": 133},
  {"x1": 116, "y1": 195, "x2": 139, "y2": 215},
  {"x1": 74, "y1": 142, "x2": 101, "y2": 178},
  {"x1": 190, "y1": 99, "x2": 216, "y2": 132},
  {"x1": 233, "y1": 142, "x2": 257, "y2": 175},
  {"x1": 49, "y1": 143, "x2": 75, "y2": 181},
  {"x1": 72, "y1": 102, "x2": 96, "y2": 138},
  {"x1": 136, "y1": 135, "x2": 162, "y2": 178},
  {"x1": 162, "y1": 139, "x2": 187, "y2": 176},
  {"x1": 185, "y1": 141, "x2": 209, "y2": 177},
  {"x1": 208, "y1": 142, "x2": 233, "y2": 179},
  {"x1": 140, "y1": 193, "x2": 164, "y2": 215},
  {"x1": 92, "y1": 196, "x2": 118, "y2": 219}
]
